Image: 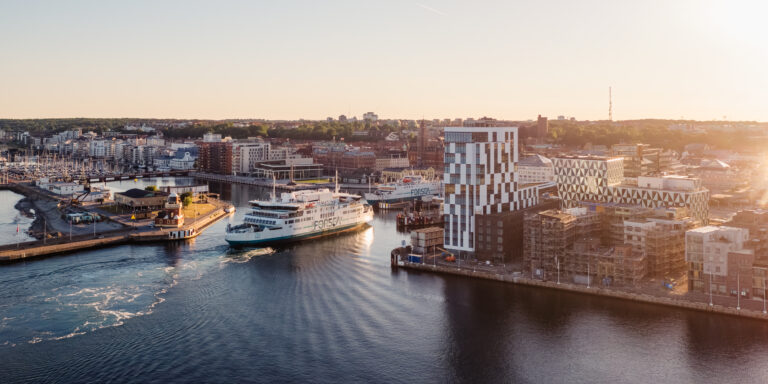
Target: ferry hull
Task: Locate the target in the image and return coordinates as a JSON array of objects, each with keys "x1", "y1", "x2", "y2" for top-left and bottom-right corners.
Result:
[
  {"x1": 226, "y1": 220, "x2": 371, "y2": 246},
  {"x1": 367, "y1": 196, "x2": 430, "y2": 205}
]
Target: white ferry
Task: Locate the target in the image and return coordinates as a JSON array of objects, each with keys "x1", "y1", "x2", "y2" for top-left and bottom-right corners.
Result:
[
  {"x1": 225, "y1": 187, "x2": 374, "y2": 246},
  {"x1": 364, "y1": 175, "x2": 441, "y2": 205}
]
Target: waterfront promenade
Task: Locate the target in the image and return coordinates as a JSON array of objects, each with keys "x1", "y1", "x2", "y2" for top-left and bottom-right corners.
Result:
[{"x1": 394, "y1": 255, "x2": 768, "y2": 321}]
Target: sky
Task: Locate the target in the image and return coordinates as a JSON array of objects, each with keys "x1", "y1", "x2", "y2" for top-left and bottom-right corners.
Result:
[{"x1": 1, "y1": 0, "x2": 766, "y2": 121}]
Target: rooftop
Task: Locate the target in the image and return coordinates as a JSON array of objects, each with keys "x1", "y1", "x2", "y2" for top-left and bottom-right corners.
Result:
[
  {"x1": 519, "y1": 154, "x2": 552, "y2": 167},
  {"x1": 117, "y1": 188, "x2": 164, "y2": 199}
]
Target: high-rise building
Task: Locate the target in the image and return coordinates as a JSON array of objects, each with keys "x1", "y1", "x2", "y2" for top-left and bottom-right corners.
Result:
[
  {"x1": 443, "y1": 126, "x2": 537, "y2": 257},
  {"x1": 536, "y1": 115, "x2": 548, "y2": 138},
  {"x1": 197, "y1": 141, "x2": 233, "y2": 174}
]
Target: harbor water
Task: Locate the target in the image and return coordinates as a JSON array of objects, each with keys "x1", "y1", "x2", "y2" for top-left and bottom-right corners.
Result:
[{"x1": 1, "y1": 178, "x2": 768, "y2": 383}]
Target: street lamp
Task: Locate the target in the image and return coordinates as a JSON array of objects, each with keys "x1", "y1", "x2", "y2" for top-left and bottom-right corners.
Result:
[
  {"x1": 763, "y1": 276, "x2": 766, "y2": 315},
  {"x1": 737, "y1": 271, "x2": 741, "y2": 310}
]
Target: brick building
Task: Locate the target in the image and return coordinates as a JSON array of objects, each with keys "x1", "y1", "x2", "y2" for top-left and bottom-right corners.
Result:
[
  {"x1": 197, "y1": 141, "x2": 233, "y2": 174},
  {"x1": 475, "y1": 198, "x2": 559, "y2": 265}
]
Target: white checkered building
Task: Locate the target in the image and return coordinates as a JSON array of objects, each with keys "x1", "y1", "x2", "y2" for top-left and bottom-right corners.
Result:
[
  {"x1": 554, "y1": 155, "x2": 710, "y2": 224},
  {"x1": 443, "y1": 126, "x2": 538, "y2": 256}
]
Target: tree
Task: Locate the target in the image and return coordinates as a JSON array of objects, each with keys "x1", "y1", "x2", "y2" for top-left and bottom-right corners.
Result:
[
  {"x1": 145, "y1": 185, "x2": 158, "y2": 192},
  {"x1": 182, "y1": 196, "x2": 193, "y2": 207}
]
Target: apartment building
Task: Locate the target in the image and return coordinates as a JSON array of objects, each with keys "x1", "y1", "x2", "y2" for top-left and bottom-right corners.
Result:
[{"x1": 686, "y1": 226, "x2": 751, "y2": 293}]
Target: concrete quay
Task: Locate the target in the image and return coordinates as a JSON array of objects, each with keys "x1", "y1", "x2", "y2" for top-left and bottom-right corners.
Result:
[
  {"x1": 0, "y1": 200, "x2": 234, "y2": 263},
  {"x1": 190, "y1": 172, "x2": 318, "y2": 190},
  {"x1": 395, "y1": 260, "x2": 768, "y2": 322}
]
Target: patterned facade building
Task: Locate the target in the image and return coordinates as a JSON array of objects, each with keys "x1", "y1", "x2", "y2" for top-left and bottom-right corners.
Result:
[
  {"x1": 553, "y1": 156, "x2": 624, "y2": 208},
  {"x1": 611, "y1": 175, "x2": 709, "y2": 224},
  {"x1": 554, "y1": 155, "x2": 710, "y2": 224},
  {"x1": 443, "y1": 126, "x2": 537, "y2": 256}
]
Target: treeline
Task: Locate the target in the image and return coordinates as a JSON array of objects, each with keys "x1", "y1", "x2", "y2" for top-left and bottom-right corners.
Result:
[
  {"x1": 0, "y1": 118, "x2": 405, "y2": 142},
  {"x1": 267, "y1": 122, "x2": 404, "y2": 141},
  {"x1": 0, "y1": 118, "x2": 133, "y2": 133},
  {"x1": 161, "y1": 121, "x2": 402, "y2": 141},
  {"x1": 161, "y1": 124, "x2": 268, "y2": 139},
  {"x1": 547, "y1": 121, "x2": 764, "y2": 151}
]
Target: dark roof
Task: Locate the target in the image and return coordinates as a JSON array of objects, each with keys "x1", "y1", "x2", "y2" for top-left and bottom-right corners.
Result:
[
  {"x1": 383, "y1": 166, "x2": 434, "y2": 172},
  {"x1": 118, "y1": 188, "x2": 163, "y2": 198},
  {"x1": 519, "y1": 154, "x2": 552, "y2": 167}
]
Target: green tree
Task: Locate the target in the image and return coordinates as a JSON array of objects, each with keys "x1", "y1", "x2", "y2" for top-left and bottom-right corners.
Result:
[{"x1": 145, "y1": 185, "x2": 158, "y2": 192}]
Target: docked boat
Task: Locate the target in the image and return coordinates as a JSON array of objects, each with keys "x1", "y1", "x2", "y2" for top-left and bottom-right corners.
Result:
[
  {"x1": 364, "y1": 175, "x2": 441, "y2": 206},
  {"x1": 225, "y1": 187, "x2": 374, "y2": 246}
]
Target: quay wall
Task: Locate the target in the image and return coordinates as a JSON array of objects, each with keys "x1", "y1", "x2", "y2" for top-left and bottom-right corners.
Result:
[
  {"x1": 0, "y1": 235, "x2": 126, "y2": 261},
  {"x1": 0, "y1": 203, "x2": 234, "y2": 262},
  {"x1": 399, "y1": 262, "x2": 768, "y2": 321}
]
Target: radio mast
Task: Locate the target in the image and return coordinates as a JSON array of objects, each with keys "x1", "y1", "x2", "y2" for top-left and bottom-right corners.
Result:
[{"x1": 609, "y1": 86, "x2": 613, "y2": 121}]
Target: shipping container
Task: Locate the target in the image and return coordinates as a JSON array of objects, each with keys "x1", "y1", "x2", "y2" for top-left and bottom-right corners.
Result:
[{"x1": 407, "y1": 254, "x2": 423, "y2": 264}]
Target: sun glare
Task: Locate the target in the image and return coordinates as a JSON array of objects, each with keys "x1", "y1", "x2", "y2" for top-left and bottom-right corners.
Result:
[{"x1": 707, "y1": 0, "x2": 768, "y2": 46}]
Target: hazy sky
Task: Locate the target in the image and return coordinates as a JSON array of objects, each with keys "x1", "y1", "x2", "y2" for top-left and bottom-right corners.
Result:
[{"x1": 1, "y1": 0, "x2": 766, "y2": 121}]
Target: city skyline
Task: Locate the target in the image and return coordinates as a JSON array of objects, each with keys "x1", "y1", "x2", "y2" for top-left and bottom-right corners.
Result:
[{"x1": 1, "y1": 0, "x2": 767, "y2": 121}]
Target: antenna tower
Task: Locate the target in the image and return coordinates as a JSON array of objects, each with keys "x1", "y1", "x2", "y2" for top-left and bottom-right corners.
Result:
[{"x1": 609, "y1": 86, "x2": 613, "y2": 121}]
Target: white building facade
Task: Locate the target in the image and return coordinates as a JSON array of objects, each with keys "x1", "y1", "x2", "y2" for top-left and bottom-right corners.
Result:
[
  {"x1": 686, "y1": 226, "x2": 750, "y2": 280},
  {"x1": 517, "y1": 154, "x2": 554, "y2": 184}
]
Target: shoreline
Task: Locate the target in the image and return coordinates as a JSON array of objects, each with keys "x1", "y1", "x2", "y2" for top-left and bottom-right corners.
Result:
[
  {"x1": 13, "y1": 195, "x2": 125, "y2": 240},
  {"x1": 13, "y1": 197, "x2": 44, "y2": 240},
  {"x1": 0, "y1": 182, "x2": 234, "y2": 262},
  {"x1": 396, "y1": 261, "x2": 768, "y2": 322}
]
